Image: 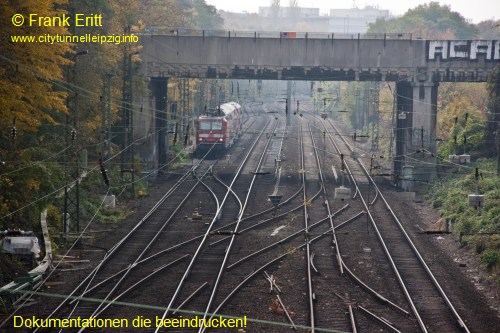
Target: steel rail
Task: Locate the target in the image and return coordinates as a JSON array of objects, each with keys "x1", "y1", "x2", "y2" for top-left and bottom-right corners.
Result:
[
  {"x1": 298, "y1": 107, "x2": 421, "y2": 320},
  {"x1": 308, "y1": 121, "x2": 344, "y2": 274},
  {"x1": 76, "y1": 180, "x2": 301, "y2": 301},
  {"x1": 307, "y1": 109, "x2": 413, "y2": 328},
  {"x1": 325, "y1": 117, "x2": 470, "y2": 332},
  {"x1": 197, "y1": 117, "x2": 281, "y2": 333},
  {"x1": 298, "y1": 120, "x2": 316, "y2": 332},
  {"x1": 65, "y1": 164, "x2": 216, "y2": 325},
  {"x1": 93, "y1": 255, "x2": 191, "y2": 318},
  {"x1": 226, "y1": 205, "x2": 350, "y2": 271},
  {"x1": 208, "y1": 184, "x2": 318, "y2": 247},
  {"x1": 154, "y1": 118, "x2": 273, "y2": 331},
  {"x1": 39, "y1": 107, "x2": 259, "y2": 330},
  {"x1": 86, "y1": 166, "x2": 224, "y2": 319},
  {"x1": 348, "y1": 305, "x2": 357, "y2": 333},
  {"x1": 210, "y1": 218, "x2": 354, "y2": 320},
  {"x1": 76, "y1": 166, "x2": 215, "y2": 332},
  {"x1": 171, "y1": 282, "x2": 210, "y2": 315},
  {"x1": 321, "y1": 117, "x2": 428, "y2": 332},
  {"x1": 34, "y1": 158, "x2": 214, "y2": 332},
  {"x1": 210, "y1": 170, "x2": 243, "y2": 220},
  {"x1": 68, "y1": 168, "x2": 222, "y2": 304},
  {"x1": 358, "y1": 305, "x2": 403, "y2": 333},
  {"x1": 339, "y1": 135, "x2": 470, "y2": 332},
  {"x1": 276, "y1": 294, "x2": 298, "y2": 330},
  {"x1": 341, "y1": 261, "x2": 410, "y2": 315}
]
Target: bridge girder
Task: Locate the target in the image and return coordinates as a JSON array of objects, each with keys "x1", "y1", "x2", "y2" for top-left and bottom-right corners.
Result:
[
  {"x1": 141, "y1": 34, "x2": 500, "y2": 186},
  {"x1": 141, "y1": 35, "x2": 499, "y2": 82}
]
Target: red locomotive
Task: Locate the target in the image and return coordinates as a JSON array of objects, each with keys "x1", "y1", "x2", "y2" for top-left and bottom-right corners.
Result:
[{"x1": 194, "y1": 102, "x2": 243, "y2": 156}]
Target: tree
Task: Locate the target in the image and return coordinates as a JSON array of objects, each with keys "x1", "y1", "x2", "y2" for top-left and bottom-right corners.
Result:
[
  {"x1": 477, "y1": 20, "x2": 500, "y2": 39},
  {"x1": 64, "y1": 0, "x2": 139, "y2": 150},
  {"x1": 139, "y1": 0, "x2": 187, "y2": 28},
  {"x1": 144, "y1": 0, "x2": 223, "y2": 30},
  {"x1": 368, "y1": 2, "x2": 478, "y2": 39},
  {"x1": 0, "y1": 0, "x2": 73, "y2": 227},
  {"x1": 486, "y1": 65, "x2": 500, "y2": 171},
  {"x1": 436, "y1": 90, "x2": 487, "y2": 158},
  {"x1": 270, "y1": 0, "x2": 281, "y2": 19},
  {"x1": 0, "y1": 0, "x2": 72, "y2": 134},
  {"x1": 186, "y1": 0, "x2": 223, "y2": 30}
]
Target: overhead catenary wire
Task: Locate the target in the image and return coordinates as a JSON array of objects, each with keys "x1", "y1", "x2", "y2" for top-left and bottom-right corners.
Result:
[
  {"x1": 1, "y1": 32, "x2": 497, "y2": 218},
  {"x1": 0, "y1": 122, "x2": 169, "y2": 220},
  {"x1": 299, "y1": 100, "x2": 499, "y2": 180},
  {"x1": 0, "y1": 90, "x2": 262, "y2": 218}
]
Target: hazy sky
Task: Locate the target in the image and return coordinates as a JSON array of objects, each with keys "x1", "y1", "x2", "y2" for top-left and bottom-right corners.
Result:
[{"x1": 205, "y1": 0, "x2": 499, "y2": 23}]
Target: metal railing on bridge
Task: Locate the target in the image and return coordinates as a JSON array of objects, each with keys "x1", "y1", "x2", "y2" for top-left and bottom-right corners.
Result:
[{"x1": 140, "y1": 27, "x2": 413, "y2": 40}]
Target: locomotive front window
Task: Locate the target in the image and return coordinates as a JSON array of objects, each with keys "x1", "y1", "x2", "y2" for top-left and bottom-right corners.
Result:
[
  {"x1": 199, "y1": 122, "x2": 211, "y2": 130},
  {"x1": 199, "y1": 121, "x2": 222, "y2": 130},
  {"x1": 211, "y1": 121, "x2": 222, "y2": 130}
]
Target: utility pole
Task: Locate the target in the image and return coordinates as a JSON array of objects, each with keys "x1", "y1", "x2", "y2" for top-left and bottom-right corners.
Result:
[
  {"x1": 370, "y1": 82, "x2": 380, "y2": 151},
  {"x1": 180, "y1": 78, "x2": 190, "y2": 143},
  {"x1": 497, "y1": 126, "x2": 500, "y2": 175},
  {"x1": 99, "y1": 72, "x2": 114, "y2": 194},
  {"x1": 121, "y1": 25, "x2": 135, "y2": 196},
  {"x1": 107, "y1": 76, "x2": 112, "y2": 160},
  {"x1": 286, "y1": 80, "x2": 292, "y2": 126},
  {"x1": 354, "y1": 89, "x2": 359, "y2": 132},
  {"x1": 210, "y1": 80, "x2": 217, "y2": 109},
  {"x1": 63, "y1": 50, "x2": 87, "y2": 234}
]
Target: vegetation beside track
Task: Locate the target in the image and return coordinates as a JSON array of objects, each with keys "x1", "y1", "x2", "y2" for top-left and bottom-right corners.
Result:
[{"x1": 427, "y1": 158, "x2": 500, "y2": 282}]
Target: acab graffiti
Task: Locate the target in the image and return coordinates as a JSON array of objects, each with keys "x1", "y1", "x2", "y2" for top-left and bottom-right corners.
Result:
[{"x1": 428, "y1": 40, "x2": 500, "y2": 61}]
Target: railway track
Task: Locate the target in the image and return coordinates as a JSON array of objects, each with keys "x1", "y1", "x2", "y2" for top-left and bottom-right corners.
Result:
[
  {"x1": 320, "y1": 111, "x2": 470, "y2": 332},
  {"x1": 30, "y1": 105, "x2": 295, "y2": 333},
  {"x1": 155, "y1": 116, "x2": 277, "y2": 332},
  {"x1": 8, "y1": 99, "x2": 496, "y2": 333},
  {"x1": 25, "y1": 105, "x2": 258, "y2": 328},
  {"x1": 33, "y1": 158, "x2": 218, "y2": 331}
]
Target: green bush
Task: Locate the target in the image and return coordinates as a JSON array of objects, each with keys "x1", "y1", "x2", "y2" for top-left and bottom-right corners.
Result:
[
  {"x1": 428, "y1": 158, "x2": 500, "y2": 280},
  {"x1": 481, "y1": 250, "x2": 500, "y2": 271},
  {"x1": 428, "y1": 159, "x2": 500, "y2": 234}
]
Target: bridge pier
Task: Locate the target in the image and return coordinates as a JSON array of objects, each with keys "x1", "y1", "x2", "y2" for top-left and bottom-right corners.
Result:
[
  {"x1": 394, "y1": 81, "x2": 438, "y2": 186},
  {"x1": 286, "y1": 80, "x2": 292, "y2": 126},
  {"x1": 151, "y1": 77, "x2": 169, "y2": 174},
  {"x1": 140, "y1": 35, "x2": 499, "y2": 187}
]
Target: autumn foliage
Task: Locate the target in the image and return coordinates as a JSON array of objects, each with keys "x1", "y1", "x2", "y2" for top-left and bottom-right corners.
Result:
[
  {"x1": 0, "y1": 0, "x2": 72, "y2": 133},
  {"x1": 0, "y1": 0, "x2": 222, "y2": 230}
]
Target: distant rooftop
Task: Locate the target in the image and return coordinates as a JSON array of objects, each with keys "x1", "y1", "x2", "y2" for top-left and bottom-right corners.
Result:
[
  {"x1": 257, "y1": 5, "x2": 390, "y2": 19},
  {"x1": 224, "y1": 6, "x2": 391, "y2": 34},
  {"x1": 258, "y1": 6, "x2": 320, "y2": 18}
]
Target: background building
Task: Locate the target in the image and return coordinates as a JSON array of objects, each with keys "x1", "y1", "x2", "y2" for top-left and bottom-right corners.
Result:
[
  {"x1": 221, "y1": 5, "x2": 390, "y2": 33},
  {"x1": 329, "y1": 6, "x2": 390, "y2": 34}
]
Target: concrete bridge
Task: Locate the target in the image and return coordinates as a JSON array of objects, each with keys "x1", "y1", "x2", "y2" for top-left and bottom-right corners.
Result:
[{"x1": 139, "y1": 30, "x2": 500, "y2": 183}]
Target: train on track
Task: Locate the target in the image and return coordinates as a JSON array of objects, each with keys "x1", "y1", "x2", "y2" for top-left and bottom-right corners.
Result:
[{"x1": 194, "y1": 102, "x2": 243, "y2": 156}]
